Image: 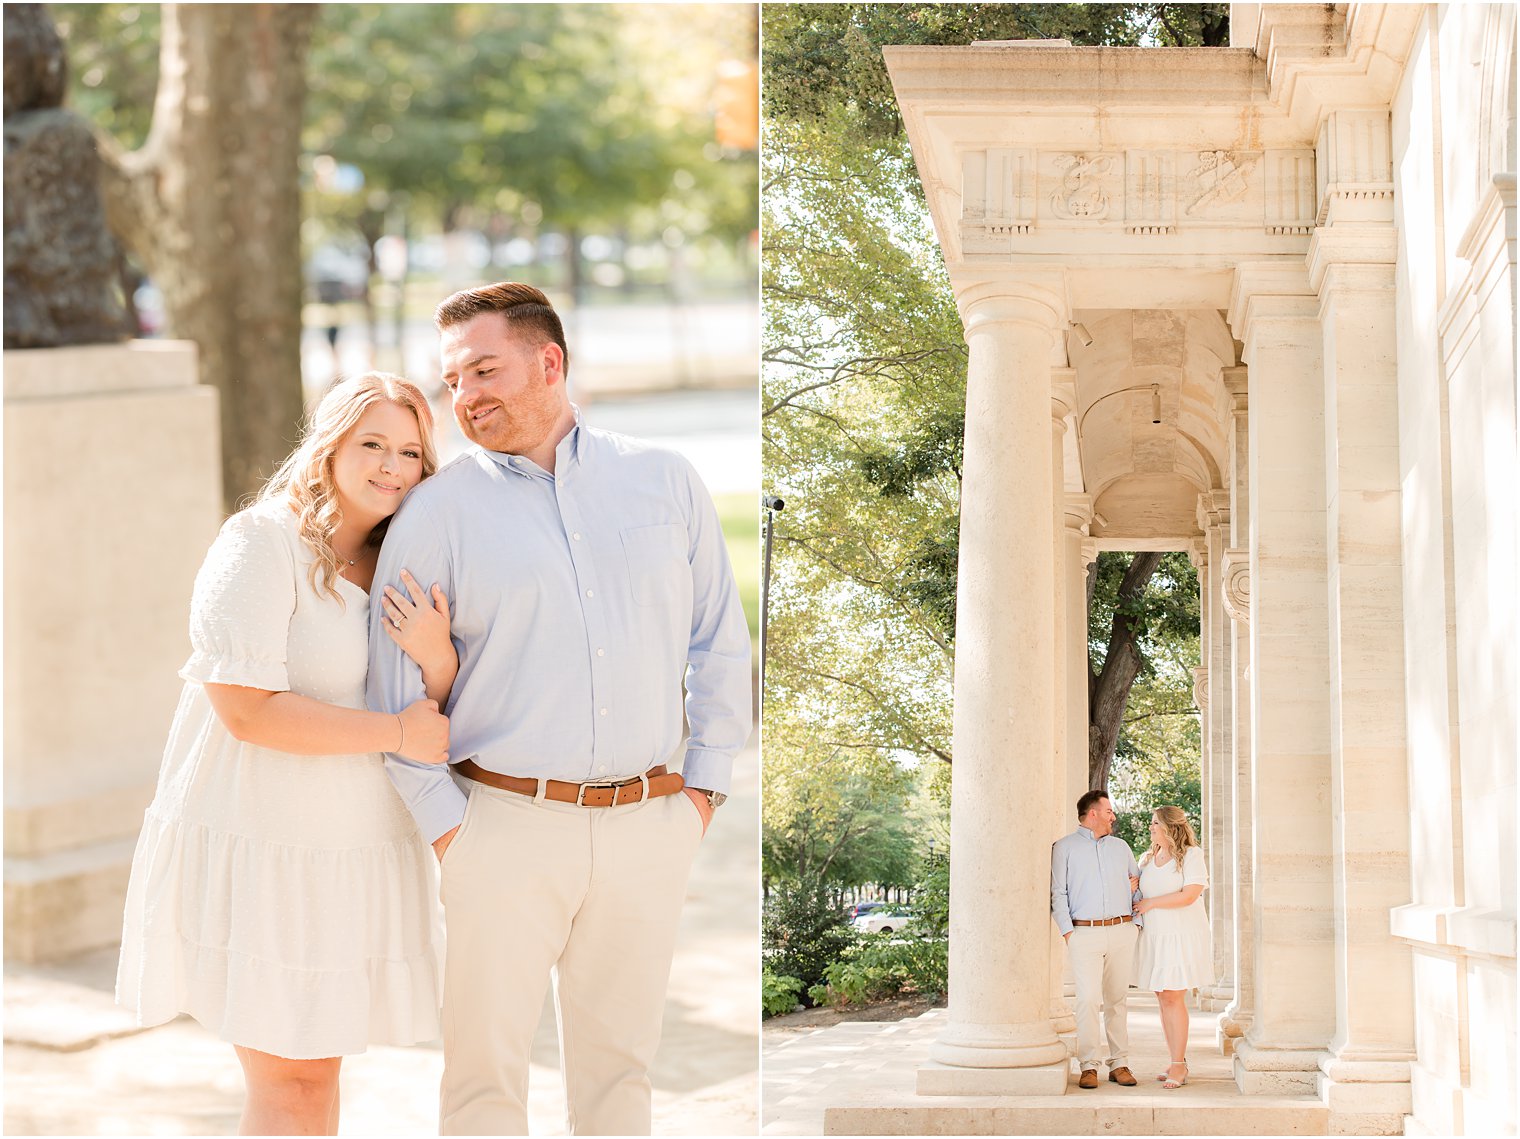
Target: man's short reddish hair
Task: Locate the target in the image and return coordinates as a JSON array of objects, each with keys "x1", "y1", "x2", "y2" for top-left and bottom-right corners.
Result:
[{"x1": 434, "y1": 282, "x2": 570, "y2": 374}]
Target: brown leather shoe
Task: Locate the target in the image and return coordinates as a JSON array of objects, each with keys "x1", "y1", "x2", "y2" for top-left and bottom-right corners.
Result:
[
  {"x1": 1108, "y1": 1066, "x2": 1138, "y2": 1087},
  {"x1": 1078, "y1": 1068, "x2": 1099, "y2": 1089}
]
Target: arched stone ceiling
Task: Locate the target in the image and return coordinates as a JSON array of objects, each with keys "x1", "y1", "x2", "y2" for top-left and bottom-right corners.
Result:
[{"x1": 1067, "y1": 308, "x2": 1233, "y2": 541}]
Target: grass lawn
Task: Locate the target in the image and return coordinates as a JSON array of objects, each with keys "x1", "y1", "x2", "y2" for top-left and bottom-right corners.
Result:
[{"x1": 713, "y1": 492, "x2": 761, "y2": 657}]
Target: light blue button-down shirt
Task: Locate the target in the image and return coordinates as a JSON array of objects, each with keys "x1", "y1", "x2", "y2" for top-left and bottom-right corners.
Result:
[
  {"x1": 1050, "y1": 826, "x2": 1142, "y2": 936},
  {"x1": 367, "y1": 419, "x2": 752, "y2": 844}
]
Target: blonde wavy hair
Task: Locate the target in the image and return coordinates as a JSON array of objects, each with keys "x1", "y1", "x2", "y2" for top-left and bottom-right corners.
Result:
[
  {"x1": 258, "y1": 372, "x2": 438, "y2": 602},
  {"x1": 1141, "y1": 805, "x2": 1201, "y2": 871}
]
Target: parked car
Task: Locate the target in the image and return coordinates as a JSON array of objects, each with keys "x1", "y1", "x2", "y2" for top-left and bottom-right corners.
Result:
[
  {"x1": 852, "y1": 905, "x2": 916, "y2": 935},
  {"x1": 844, "y1": 901, "x2": 885, "y2": 922}
]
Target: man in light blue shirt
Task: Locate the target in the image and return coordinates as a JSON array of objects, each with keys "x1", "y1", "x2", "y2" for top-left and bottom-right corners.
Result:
[
  {"x1": 367, "y1": 282, "x2": 751, "y2": 1135},
  {"x1": 1051, "y1": 789, "x2": 1142, "y2": 1089}
]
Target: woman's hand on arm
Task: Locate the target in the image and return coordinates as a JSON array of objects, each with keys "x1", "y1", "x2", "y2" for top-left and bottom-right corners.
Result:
[
  {"x1": 203, "y1": 683, "x2": 450, "y2": 765},
  {"x1": 380, "y1": 570, "x2": 458, "y2": 707}
]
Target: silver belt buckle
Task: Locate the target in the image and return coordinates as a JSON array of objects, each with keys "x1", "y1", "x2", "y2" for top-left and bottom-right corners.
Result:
[{"x1": 575, "y1": 779, "x2": 619, "y2": 807}]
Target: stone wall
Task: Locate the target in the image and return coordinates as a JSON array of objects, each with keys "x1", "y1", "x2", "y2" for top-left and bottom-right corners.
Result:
[
  {"x1": 3, "y1": 342, "x2": 221, "y2": 961},
  {"x1": 1389, "y1": 5, "x2": 1517, "y2": 1135}
]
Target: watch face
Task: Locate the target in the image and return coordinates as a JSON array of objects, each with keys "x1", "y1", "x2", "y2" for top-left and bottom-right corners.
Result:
[{"x1": 708, "y1": 791, "x2": 728, "y2": 809}]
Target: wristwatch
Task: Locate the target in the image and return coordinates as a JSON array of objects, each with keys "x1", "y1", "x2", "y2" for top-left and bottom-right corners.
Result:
[{"x1": 690, "y1": 788, "x2": 728, "y2": 809}]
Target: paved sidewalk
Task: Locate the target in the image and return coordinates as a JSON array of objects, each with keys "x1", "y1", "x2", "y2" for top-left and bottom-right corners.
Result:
[
  {"x1": 762, "y1": 994, "x2": 1327, "y2": 1135},
  {"x1": 4, "y1": 746, "x2": 759, "y2": 1136}
]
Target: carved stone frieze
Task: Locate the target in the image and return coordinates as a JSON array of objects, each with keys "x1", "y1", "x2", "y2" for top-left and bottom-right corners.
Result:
[
  {"x1": 1221, "y1": 548, "x2": 1251, "y2": 625},
  {"x1": 1185, "y1": 150, "x2": 1260, "y2": 215},
  {"x1": 957, "y1": 145, "x2": 1315, "y2": 247},
  {"x1": 1049, "y1": 153, "x2": 1113, "y2": 219}
]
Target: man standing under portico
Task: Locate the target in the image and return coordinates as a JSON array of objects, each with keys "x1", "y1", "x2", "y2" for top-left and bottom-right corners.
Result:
[
  {"x1": 367, "y1": 282, "x2": 752, "y2": 1135},
  {"x1": 1051, "y1": 789, "x2": 1142, "y2": 1090}
]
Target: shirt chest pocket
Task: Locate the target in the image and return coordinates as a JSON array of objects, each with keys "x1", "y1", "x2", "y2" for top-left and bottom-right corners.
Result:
[{"x1": 620, "y1": 522, "x2": 688, "y2": 607}]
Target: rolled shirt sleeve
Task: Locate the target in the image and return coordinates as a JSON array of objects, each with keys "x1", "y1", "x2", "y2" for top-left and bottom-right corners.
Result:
[
  {"x1": 677, "y1": 460, "x2": 752, "y2": 795},
  {"x1": 1050, "y1": 837, "x2": 1075, "y2": 935},
  {"x1": 367, "y1": 499, "x2": 467, "y2": 845}
]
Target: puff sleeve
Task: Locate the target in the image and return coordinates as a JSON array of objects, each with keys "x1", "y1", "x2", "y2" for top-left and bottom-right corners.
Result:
[
  {"x1": 1181, "y1": 845, "x2": 1209, "y2": 889},
  {"x1": 179, "y1": 507, "x2": 297, "y2": 691}
]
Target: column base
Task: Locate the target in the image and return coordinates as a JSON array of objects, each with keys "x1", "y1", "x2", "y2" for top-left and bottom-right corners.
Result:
[
  {"x1": 1233, "y1": 1039, "x2": 1327, "y2": 1095},
  {"x1": 928, "y1": 1020, "x2": 1070, "y2": 1071},
  {"x1": 1197, "y1": 981, "x2": 1235, "y2": 1012},
  {"x1": 916, "y1": 1059, "x2": 1069, "y2": 1097},
  {"x1": 1048, "y1": 999, "x2": 1075, "y2": 1038},
  {"x1": 1216, "y1": 1008, "x2": 1250, "y2": 1056},
  {"x1": 1317, "y1": 1055, "x2": 1412, "y2": 1136}
]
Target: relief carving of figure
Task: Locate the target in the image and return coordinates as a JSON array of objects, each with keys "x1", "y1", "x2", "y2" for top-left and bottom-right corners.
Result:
[
  {"x1": 1051, "y1": 153, "x2": 1113, "y2": 219},
  {"x1": 1185, "y1": 150, "x2": 1258, "y2": 215}
]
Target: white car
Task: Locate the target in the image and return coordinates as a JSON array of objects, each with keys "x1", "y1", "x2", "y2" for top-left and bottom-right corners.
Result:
[{"x1": 852, "y1": 906, "x2": 916, "y2": 935}]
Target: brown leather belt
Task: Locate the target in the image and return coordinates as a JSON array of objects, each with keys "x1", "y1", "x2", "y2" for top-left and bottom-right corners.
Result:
[
  {"x1": 1072, "y1": 916, "x2": 1133, "y2": 927},
  {"x1": 455, "y1": 758, "x2": 684, "y2": 808}
]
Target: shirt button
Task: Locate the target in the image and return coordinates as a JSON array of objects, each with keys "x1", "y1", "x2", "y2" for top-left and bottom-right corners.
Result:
[
  {"x1": 599, "y1": 708, "x2": 608, "y2": 716},
  {"x1": 572, "y1": 532, "x2": 582, "y2": 541},
  {"x1": 596, "y1": 648, "x2": 605, "y2": 657},
  {"x1": 585, "y1": 589, "x2": 594, "y2": 598}
]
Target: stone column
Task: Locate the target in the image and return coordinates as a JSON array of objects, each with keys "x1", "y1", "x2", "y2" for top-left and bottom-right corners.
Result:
[
  {"x1": 1047, "y1": 370, "x2": 1077, "y2": 1043},
  {"x1": 1226, "y1": 263, "x2": 1336, "y2": 1095},
  {"x1": 1197, "y1": 492, "x2": 1235, "y2": 1012},
  {"x1": 920, "y1": 276, "x2": 1069, "y2": 1095},
  {"x1": 1307, "y1": 149, "x2": 1416, "y2": 1129},
  {"x1": 1218, "y1": 367, "x2": 1255, "y2": 1056},
  {"x1": 1064, "y1": 504, "x2": 1094, "y2": 813}
]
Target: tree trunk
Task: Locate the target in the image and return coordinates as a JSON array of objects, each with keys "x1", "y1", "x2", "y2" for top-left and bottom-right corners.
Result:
[
  {"x1": 97, "y1": 3, "x2": 317, "y2": 512},
  {"x1": 1087, "y1": 551, "x2": 1163, "y2": 791}
]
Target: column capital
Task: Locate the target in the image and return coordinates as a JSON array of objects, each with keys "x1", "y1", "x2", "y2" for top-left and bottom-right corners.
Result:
[
  {"x1": 1063, "y1": 493, "x2": 1093, "y2": 531},
  {"x1": 1197, "y1": 490, "x2": 1231, "y2": 532},
  {"x1": 1226, "y1": 261, "x2": 1317, "y2": 353},
  {"x1": 1080, "y1": 537, "x2": 1099, "y2": 564},
  {"x1": 1307, "y1": 226, "x2": 1398, "y2": 297},
  {"x1": 1222, "y1": 365, "x2": 1249, "y2": 412},
  {"x1": 1188, "y1": 538, "x2": 1207, "y2": 570},
  {"x1": 1051, "y1": 367, "x2": 1077, "y2": 422},
  {"x1": 1193, "y1": 666, "x2": 1209, "y2": 715},
  {"x1": 954, "y1": 272, "x2": 1070, "y2": 342}
]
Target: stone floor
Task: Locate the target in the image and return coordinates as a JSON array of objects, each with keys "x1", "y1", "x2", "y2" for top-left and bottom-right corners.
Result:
[
  {"x1": 762, "y1": 994, "x2": 1330, "y2": 1136},
  {"x1": 4, "y1": 749, "x2": 760, "y2": 1136}
]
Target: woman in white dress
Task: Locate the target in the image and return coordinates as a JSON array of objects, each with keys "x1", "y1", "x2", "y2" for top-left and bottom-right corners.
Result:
[
  {"x1": 1132, "y1": 805, "x2": 1210, "y2": 1090},
  {"x1": 117, "y1": 373, "x2": 458, "y2": 1135}
]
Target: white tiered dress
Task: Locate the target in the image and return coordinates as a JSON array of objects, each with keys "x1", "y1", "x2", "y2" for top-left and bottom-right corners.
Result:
[
  {"x1": 1133, "y1": 846, "x2": 1212, "y2": 992},
  {"x1": 116, "y1": 501, "x2": 442, "y2": 1059}
]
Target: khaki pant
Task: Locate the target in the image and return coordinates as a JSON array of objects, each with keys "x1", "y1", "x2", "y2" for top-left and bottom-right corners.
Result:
[
  {"x1": 1065, "y1": 921, "x2": 1138, "y2": 1073},
  {"x1": 438, "y1": 781, "x2": 704, "y2": 1135}
]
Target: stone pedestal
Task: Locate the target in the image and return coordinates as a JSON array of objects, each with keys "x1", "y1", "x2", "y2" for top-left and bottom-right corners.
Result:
[
  {"x1": 4, "y1": 341, "x2": 220, "y2": 961},
  {"x1": 923, "y1": 278, "x2": 1068, "y2": 1093}
]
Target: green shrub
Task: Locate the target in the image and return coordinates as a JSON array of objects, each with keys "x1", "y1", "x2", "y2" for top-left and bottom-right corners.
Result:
[
  {"x1": 761, "y1": 877, "x2": 857, "y2": 993},
  {"x1": 811, "y1": 932, "x2": 949, "y2": 1006},
  {"x1": 762, "y1": 971, "x2": 805, "y2": 1018}
]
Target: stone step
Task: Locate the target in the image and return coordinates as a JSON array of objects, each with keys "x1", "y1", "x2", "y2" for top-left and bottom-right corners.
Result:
[{"x1": 823, "y1": 1096, "x2": 1329, "y2": 1135}]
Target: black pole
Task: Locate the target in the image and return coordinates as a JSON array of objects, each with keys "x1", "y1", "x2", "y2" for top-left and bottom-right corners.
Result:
[{"x1": 760, "y1": 494, "x2": 784, "y2": 693}]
